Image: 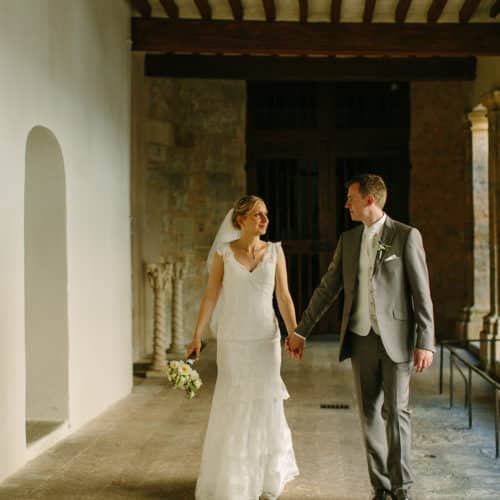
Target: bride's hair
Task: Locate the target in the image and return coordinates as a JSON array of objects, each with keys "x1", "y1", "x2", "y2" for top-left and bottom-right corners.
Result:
[{"x1": 231, "y1": 195, "x2": 265, "y2": 229}]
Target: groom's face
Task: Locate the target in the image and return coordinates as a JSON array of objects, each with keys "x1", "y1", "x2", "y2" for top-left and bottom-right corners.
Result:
[{"x1": 345, "y1": 183, "x2": 370, "y2": 222}]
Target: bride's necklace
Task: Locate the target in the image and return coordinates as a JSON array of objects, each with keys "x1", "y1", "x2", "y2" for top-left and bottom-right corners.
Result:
[{"x1": 235, "y1": 242, "x2": 263, "y2": 262}]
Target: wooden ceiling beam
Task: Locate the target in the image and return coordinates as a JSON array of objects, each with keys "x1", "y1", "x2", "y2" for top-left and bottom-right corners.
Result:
[
  {"x1": 490, "y1": 0, "x2": 500, "y2": 18},
  {"x1": 228, "y1": 0, "x2": 244, "y2": 21},
  {"x1": 131, "y1": 19, "x2": 500, "y2": 56},
  {"x1": 194, "y1": 0, "x2": 212, "y2": 19},
  {"x1": 363, "y1": 0, "x2": 376, "y2": 23},
  {"x1": 459, "y1": 0, "x2": 481, "y2": 23},
  {"x1": 159, "y1": 0, "x2": 179, "y2": 19},
  {"x1": 427, "y1": 0, "x2": 448, "y2": 22},
  {"x1": 262, "y1": 0, "x2": 276, "y2": 21},
  {"x1": 145, "y1": 54, "x2": 477, "y2": 81},
  {"x1": 299, "y1": 0, "x2": 308, "y2": 23},
  {"x1": 131, "y1": 0, "x2": 151, "y2": 17},
  {"x1": 395, "y1": 0, "x2": 412, "y2": 23},
  {"x1": 330, "y1": 0, "x2": 342, "y2": 22}
]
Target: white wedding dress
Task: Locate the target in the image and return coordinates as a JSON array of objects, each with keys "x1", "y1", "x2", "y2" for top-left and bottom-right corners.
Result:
[{"x1": 195, "y1": 241, "x2": 299, "y2": 500}]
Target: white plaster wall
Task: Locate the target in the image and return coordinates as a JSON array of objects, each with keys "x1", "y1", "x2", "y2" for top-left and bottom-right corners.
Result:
[
  {"x1": 0, "y1": 0, "x2": 132, "y2": 481},
  {"x1": 468, "y1": 57, "x2": 500, "y2": 107}
]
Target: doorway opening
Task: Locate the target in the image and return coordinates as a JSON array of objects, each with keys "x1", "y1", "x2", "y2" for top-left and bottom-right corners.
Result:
[{"x1": 247, "y1": 81, "x2": 410, "y2": 336}]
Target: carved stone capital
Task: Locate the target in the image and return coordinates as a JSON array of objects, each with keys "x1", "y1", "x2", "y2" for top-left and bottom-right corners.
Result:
[
  {"x1": 146, "y1": 259, "x2": 173, "y2": 290},
  {"x1": 173, "y1": 259, "x2": 187, "y2": 281},
  {"x1": 481, "y1": 89, "x2": 500, "y2": 112},
  {"x1": 467, "y1": 104, "x2": 488, "y2": 133}
]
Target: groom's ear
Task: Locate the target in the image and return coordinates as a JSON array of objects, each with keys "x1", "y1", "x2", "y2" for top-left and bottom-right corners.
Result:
[{"x1": 366, "y1": 194, "x2": 376, "y2": 206}]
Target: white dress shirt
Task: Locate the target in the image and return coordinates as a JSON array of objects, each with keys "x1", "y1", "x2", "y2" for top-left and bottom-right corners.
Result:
[{"x1": 349, "y1": 213, "x2": 387, "y2": 336}]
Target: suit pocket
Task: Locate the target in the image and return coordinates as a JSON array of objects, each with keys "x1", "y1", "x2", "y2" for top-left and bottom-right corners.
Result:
[
  {"x1": 392, "y1": 308, "x2": 408, "y2": 321},
  {"x1": 383, "y1": 254, "x2": 400, "y2": 263}
]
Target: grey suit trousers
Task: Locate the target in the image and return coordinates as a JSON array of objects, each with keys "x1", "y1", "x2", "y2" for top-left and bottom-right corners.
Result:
[{"x1": 351, "y1": 330, "x2": 413, "y2": 493}]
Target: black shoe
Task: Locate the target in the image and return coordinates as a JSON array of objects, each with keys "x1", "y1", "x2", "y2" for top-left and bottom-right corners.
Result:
[
  {"x1": 371, "y1": 489, "x2": 390, "y2": 500},
  {"x1": 391, "y1": 490, "x2": 410, "y2": 500}
]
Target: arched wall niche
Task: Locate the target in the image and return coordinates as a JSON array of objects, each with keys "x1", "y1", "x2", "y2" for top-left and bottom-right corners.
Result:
[{"x1": 24, "y1": 126, "x2": 69, "y2": 443}]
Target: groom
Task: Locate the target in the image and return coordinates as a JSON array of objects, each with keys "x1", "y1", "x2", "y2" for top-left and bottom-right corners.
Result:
[{"x1": 287, "y1": 174, "x2": 435, "y2": 500}]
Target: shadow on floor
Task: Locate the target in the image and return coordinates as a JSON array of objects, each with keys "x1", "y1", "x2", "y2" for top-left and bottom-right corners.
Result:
[
  {"x1": 114, "y1": 479, "x2": 196, "y2": 499},
  {"x1": 0, "y1": 480, "x2": 196, "y2": 500}
]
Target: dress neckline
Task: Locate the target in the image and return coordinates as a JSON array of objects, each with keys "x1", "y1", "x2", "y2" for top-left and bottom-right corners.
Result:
[{"x1": 228, "y1": 242, "x2": 271, "y2": 274}]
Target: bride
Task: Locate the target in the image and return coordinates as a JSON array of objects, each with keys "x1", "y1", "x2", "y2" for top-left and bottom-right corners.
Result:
[{"x1": 186, "y1": 195, "x2": 299, "y2": 500}]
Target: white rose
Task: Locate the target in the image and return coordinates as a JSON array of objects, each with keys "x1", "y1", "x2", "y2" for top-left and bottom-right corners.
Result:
[
  {"x1": 190, "y1": 370, "x2": 200, "y2": 381},
  {"x1": 169, "y1": 361, "x2": 180, "y2": 370},
  {"x1": 179, "y1": 364, "x2": 192, "y2": 376},
  {"x1": 194, "y1": 379, "x2": 202, "y2": 389}
]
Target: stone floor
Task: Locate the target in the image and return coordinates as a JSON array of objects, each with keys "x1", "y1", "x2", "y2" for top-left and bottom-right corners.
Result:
[{"x1": 1, "y1": 340, "x2": 499, "y2": 500}]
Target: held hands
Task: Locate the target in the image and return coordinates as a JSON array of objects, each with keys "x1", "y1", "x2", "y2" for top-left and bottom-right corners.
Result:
[
  {"x1": 414, "y1": 348, "x2": 433, "y2": 373},
  {"x1": 285, "y1": 333, "x2": 305, "y2": 361},
  {"x1": 186, "y1": 338, "x2": 202, "y2": 361}
]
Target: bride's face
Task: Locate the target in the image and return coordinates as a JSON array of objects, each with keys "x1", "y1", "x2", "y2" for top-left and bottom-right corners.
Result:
[{"x1": 240, "y1": 201, "x2": 269, "y2": 235}]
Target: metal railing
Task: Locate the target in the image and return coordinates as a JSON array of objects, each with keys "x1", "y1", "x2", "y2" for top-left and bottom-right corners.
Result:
[{"x1": 439, "y1": 338, "x2": 500, "y2": 459}]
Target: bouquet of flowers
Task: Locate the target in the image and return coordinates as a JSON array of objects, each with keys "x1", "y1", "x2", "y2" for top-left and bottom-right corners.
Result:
[{"x1": 165, "y1": 359, "x2": 202, "y2": 399}]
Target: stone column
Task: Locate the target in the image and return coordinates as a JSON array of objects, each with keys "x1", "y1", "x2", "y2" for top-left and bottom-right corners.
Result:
[
  {"x1": 145, "y1": 258, "x2": 173, "y2": 377},
  {"x1": 168, "y1": 259, "x2": 187, "y2": 357},
  {"x1": 457, "y1": 106, "x2": 490, "y2": 348},
  {"x1": 481, "y1": 90, "x2": 500, "y2": 376}
]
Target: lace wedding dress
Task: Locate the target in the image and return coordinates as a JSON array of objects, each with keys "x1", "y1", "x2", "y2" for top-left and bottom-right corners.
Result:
[{"x1": 195, "y1": 241, "x2": 299, "y2": 500}]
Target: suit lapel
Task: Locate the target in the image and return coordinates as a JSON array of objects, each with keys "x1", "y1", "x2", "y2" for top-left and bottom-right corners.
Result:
[
  {"x1": 345, "y1": 224, "x2": 363, "y2": 288},
  {"x1": 373, "y1": 215, "x2": 397, "y2": 276}
]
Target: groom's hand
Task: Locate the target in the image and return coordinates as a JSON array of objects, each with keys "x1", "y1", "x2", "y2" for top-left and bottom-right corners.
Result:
[
  {"x1": 414, "y1": 348, "x2": 433, "y2": 373},
  {"x1": 286, "y1": 334, "x2": 305, "y2": 361}
]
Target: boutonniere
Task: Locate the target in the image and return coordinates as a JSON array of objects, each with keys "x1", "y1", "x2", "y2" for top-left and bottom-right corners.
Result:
[{"x1": 376, "y1": 241, "x2": 391, "y2": 260}]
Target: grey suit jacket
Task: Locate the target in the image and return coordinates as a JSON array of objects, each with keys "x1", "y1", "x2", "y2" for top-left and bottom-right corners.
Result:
[{"x1": 295, "y1": 216, "x2": 435, "y2": 363}]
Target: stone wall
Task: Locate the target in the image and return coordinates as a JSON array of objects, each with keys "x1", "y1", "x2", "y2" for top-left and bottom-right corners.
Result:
[
  {"x1": 410, "y1": 82, "x2": 471, "y2": 340},
  {"x1": 132, "y1": 55, "x2": 246, "y2": 360}
]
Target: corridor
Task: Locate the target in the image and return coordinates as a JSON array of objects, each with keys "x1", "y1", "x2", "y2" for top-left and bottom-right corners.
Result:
[{"x1": 1, "y1": 341, "x2": 499, "y2": 500}]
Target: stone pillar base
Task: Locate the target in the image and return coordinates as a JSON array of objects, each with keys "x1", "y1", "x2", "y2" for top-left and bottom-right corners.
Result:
[
  {"x1": 145, "y1": 368, "x2": 167, "y2": 378},
  {"x1": 166, "y1": 348, "x2": 187, "y2": 360},
  {"x1": 480, "y1": 314, "x2": 499, "y2": 374},
  {"x1": 456, "y1": 306, "x2": 490, "y2": 341},
  {"x1": 494, "y1": 360, "x2": 500, "y2": 380}
]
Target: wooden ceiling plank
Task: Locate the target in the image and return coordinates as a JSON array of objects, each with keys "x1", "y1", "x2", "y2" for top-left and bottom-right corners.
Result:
[
  {"x1": 262, "y1": 0, "x2": 276, "y2": 21},
  {"x1": 427, "y1": 0, "x2": 448, "y2": 22},
  {"x1": 490, "y1": 0, "x2": 500, "y2": 18},
  {"x1": 145, "y1": 54, "x2": 477, "y2": 81},
  {"x1": 131, "y1": 0, "x2": 151, "y2": 17},
  {"x1": 228, "y1": 0, "x2": 244, "y2": 21},
  {"x1": 459, "y1": 0, "x2": 481, "y2": 23},
  {"x1": 132, "y1": 19, "x2": 500, "y2": 56},
  {"x1": 194, "y1": 0, "x2": 212, "y2": 20},
  {"x1": 299, "y1": 0, "x2": 308, "y2": 23},
  {"x1": 159, "y1": 0, "x2": 179, "y2": 19},
  {"x1": 331, "y1": 0, "x2": 342, "y2": 22},
  {"x1": 363, "y1": 0, "x2": 376, "y2": 23},
  {"x1": 395, "y1": 0, "x2": 412, "y2": 23}
]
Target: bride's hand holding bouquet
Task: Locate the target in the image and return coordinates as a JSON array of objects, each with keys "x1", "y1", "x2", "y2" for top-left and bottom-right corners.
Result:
[{"x1": 186, "y1": 337, "x2": 202, "y2": 361}]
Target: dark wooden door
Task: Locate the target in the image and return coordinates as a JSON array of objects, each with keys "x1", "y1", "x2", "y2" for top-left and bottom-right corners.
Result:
[{"x1": 246, "y1": 81, "x2": 409, "y2": 337}]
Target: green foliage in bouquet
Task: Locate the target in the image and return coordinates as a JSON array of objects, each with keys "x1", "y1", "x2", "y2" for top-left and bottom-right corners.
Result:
[{"x1": 166, "y1": 360, "x2": 202, "y2": 399}]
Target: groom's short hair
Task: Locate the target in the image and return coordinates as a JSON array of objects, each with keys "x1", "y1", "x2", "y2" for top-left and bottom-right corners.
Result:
[{"x1": 347, "y1": 174, "x2": 387, "y2": 209}]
